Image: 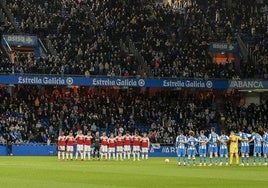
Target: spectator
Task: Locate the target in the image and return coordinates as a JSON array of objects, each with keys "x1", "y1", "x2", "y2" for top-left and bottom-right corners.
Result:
[{"x1": 0, "y1": 0, "x2": 267, "y2": 145}]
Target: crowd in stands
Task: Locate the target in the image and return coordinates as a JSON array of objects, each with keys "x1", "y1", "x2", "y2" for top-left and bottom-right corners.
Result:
[
  {"x1": 0, "y1": 0, "x2": 267, "y2": 145},
  {"x1": 1, "y1": 0, "x2": 139, "y2": 76},
  {"x1": 0, "y1": 0, "x2": 266, "y2": 78},
  {"x1": 236, "y1": 0, "x2": 268, "y2": 78},
  {"x1": 0, "y1": 86, "x2": 267, "y2": 145}
]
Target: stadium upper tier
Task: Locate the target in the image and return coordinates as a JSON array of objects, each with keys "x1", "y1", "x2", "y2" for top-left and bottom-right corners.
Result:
[{"x1": 0, "y1": 0, "x2": 267, "y2": 79}]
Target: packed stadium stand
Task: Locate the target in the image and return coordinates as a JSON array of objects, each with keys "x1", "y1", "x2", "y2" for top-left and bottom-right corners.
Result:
[
  {"x1": 0, "y1": 85, "x2": 267, "y2": 145},
  {"x1": 0, "y1": 0, "x2": 266, "y2": 78},
  {"x1": 0, "y1": 0, "x2": 267, "y2": 145}
]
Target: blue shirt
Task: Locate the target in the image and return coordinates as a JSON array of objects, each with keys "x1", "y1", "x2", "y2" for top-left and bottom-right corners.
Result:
[
  {"x1": 263, "y1": 133, "x2": 268, "y2": 146},
  {"x1": 176, "y1": 135, "x2": 187, "y2": 149},
  {"x1": 209, "y1": 132, "x2": 219, "y2": 146},
  {"x1": 240, "y1": 132, "x2": 251, "y2": 146},
  {"x1": 198, "y1": 135, "x2": 208, "y2": 149},
  {"x1": 219, "y1": 135, "x2": 229, "y2": 149},
  {"x1": 187, "y1": 136, "x2": 197, "y2": 149},
  {"x1": 252, "y1": 133, "x2": 262, "y2": 147}
]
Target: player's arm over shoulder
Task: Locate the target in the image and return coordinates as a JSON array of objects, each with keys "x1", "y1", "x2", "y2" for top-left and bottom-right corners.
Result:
[{"x1": 229, "y1": 135, "x2": 237, "y2": 142}]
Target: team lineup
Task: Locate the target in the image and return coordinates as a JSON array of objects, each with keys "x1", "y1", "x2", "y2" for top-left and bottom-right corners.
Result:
[
  {"x1": 57, "y1": 130, "x2": 150, "y2": 161},
  {"x1": 176, "y1": 128, "x2": 268, "y2": 166},
  {"x1": 57, "y1": 127, "x2": 268, "y2": 166}
]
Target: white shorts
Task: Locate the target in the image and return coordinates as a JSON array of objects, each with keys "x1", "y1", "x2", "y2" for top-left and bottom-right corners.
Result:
[
  {"x1": 66, "y1": 146, "x2": 74, "y2": 152},
  {"x1": 133, "y1": 146, "x2": 140, "y2": 152},
  {"x1": 124, "y1": 145, "x2": 131, "y2": 152},
  {"x1": 84, "y1": 145, "x2": 91, "y2": 152},
  {"x1": 109, "y1": 147, "x2": 115, "y2": 153},
  {"x1": 77, "y1": 144, "x2": 84, "y2": 151},
  {"x1": 101, "y1": 146, "x2": 108, "y2": 153},
  {"x1": 58, "y1": 146, "x2": 65, "y2": 151},
  {"x1": 117, "y1": 146, "x2": 123, "y2": 153},
  {"x1": 141, "y1": 147, "x2": 148, "y2": 153}
]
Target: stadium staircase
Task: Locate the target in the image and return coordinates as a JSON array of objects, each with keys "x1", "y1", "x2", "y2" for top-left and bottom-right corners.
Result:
[
  {"x1": 128, "y1": 40, "x2": 149, "y2": 77},
  {"x1": 237, "y1": 34, "x2": 249, "y2": 63},
  {"x1": 120, "y1": 39, "x2": 129, "y2": 58},
  {"x1": 0, "y1": 0, "x2": 52, "y2": 57},
  {"x1": 0, "y1": 1, "x2": 12, "y2": 60},
  {"x1": 0, "y1": 42, "x2": 10, "y2": 60}
]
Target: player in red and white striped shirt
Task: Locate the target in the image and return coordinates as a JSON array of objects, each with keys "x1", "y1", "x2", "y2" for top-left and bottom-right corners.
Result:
[
  {"x1": 108, "y1": 133, "x2": 116, "y2": 160},
  {"x1": 123, "y1": 131, "x2": 132, "y2": 160},
  {"x1": 116, "y1": 132, "x2": 124, "y2": 160},
  {"x1": 132, "y1": 132, "x2": 141, "y2": 161},
  {"x1": 75, "y1": 130, "x2": 84, "y2": 160},
  {"x1": 141, "y1": 132, "x2": 150, "y2": 160},
  {"x1": 100, "y1": 132, "x2": 109, "y2": 160},
  {"x1": 84, "y1": 131, "x2": 93, "y2": 160},
  {"x1": 65, "y1": 131, "x2": 75, "y2": 160},
  {"x1": 57, "y1": 131, "x2": 66, "y2": 160}
]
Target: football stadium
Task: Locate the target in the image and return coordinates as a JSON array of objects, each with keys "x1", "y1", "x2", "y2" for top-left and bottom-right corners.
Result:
[{"x1": 0, "y1": 0, "x2": 268, "y2": 187}]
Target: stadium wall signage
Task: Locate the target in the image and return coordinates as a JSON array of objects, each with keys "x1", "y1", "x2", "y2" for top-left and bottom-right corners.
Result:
[
  {"x1": 0, "y1": 144, "x2": 178, "y2": 157},
  {"x1": 209, "y1": 43, "x2": 238, "y2": 53},
  {"x1": 2, "y1": 34, "x2": 38, "y2": 47},
  {"x1": 0, "y1": 75, "x2": 267, "y2": 89}
]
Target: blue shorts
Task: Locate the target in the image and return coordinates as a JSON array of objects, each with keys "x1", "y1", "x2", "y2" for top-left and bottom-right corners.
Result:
[
  {"x1": 263, "y1": 146, "x2": 268, "y2": 155},
  {"x1": 209, "y1": 145, "x2": 218, "y2": 153},
  {"x1": 187, "y1": 148, "x2": 196, "y2": 156},
  {"x1": 254, "y1": 146, "x2": 262, "y2": 154},
  {"x1": 220, "y1": 148, "x2": 228, "y2": 156},
  {"x1": 199, "y1": 148, "x2": 206, "y2": 156},
  {"x1": 241, "y1": 145, "x2": 250, "y2": 153},
  {"x1": 177, "y1": 148, "x2": 186, "y2": 157}
]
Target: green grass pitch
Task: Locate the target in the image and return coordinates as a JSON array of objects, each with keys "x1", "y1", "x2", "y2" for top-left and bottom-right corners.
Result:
[{"x1": 0, "y1": 157, "x2": 267, "y2": 188}]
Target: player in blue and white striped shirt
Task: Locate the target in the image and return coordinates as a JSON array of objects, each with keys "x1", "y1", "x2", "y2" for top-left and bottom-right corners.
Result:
[
  {"x1": 219, "y1": 130, "x2": 229, "y2": 166},
  {"x1": 175, "y1": 130, "x2": 187, "y2": 166},
  {"x1": 208, "y1": 127, "x2": 219, "y2": 166},
  {"x1": 197, "y1": 130, "x2": 208, "y2": 166},
  {"x1": 187, "y1": 131, "x2": 198, "y2": 166},
  {"x1": 239, "y1": 130, "x2": 251, "y2": 166},
  {"x1": 263, "y1": 129, "x2": 268, "y2": 166},
  {"x1": 249, "y1": 132, "x2": 262, "y2": 165}
]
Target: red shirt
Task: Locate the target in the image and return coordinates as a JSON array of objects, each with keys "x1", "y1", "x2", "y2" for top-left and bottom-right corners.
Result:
[
  {"x1": 141, "y1": 137, "x2": 149, "y2": 148},
  {"x1": 108, "y1": 138, "x2": 116, "y2": 148},
  {"x1": 75, "y1": 135, "x2": 84, "y2": 145},
  {"x1": 116, "y1": 136, "x2": 123, "y2": 147},
  {"x1": 133, "y1": 136, "x2": 141, "y2": 146},
  {"x1": 84, "y1": 136, "x2": 92, "y2": 146},
  {"x1": 66, "y1": 136, "x2": 74, "y2": 146},
  {"x1": 124, "y1": 135, "x2": 132, "y2": 146},
  {"x1": 58, "y1": 136, "x2": 65, "y2": 146},
  {"x1": 101, "y1": 136, "x2": 108, "y2": 146}
]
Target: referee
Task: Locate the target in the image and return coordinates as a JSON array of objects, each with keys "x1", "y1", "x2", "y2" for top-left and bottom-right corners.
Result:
[{"x1": 93, "y1": 131, "x2": 101, "y2": 160}]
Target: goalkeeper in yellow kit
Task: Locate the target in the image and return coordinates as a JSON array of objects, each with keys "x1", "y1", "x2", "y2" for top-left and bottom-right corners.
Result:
[{"x1": 229, "y1": 130, "x2": 241, "y2": 165}]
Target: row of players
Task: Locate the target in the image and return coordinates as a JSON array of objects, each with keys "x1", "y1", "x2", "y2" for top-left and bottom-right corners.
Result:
[
  {"x1": 176, "y1": 128, "x2": 268, "y2": 166},
  {"x1": 57, "y1": 130, "x2": 150, "y2": 161}
]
